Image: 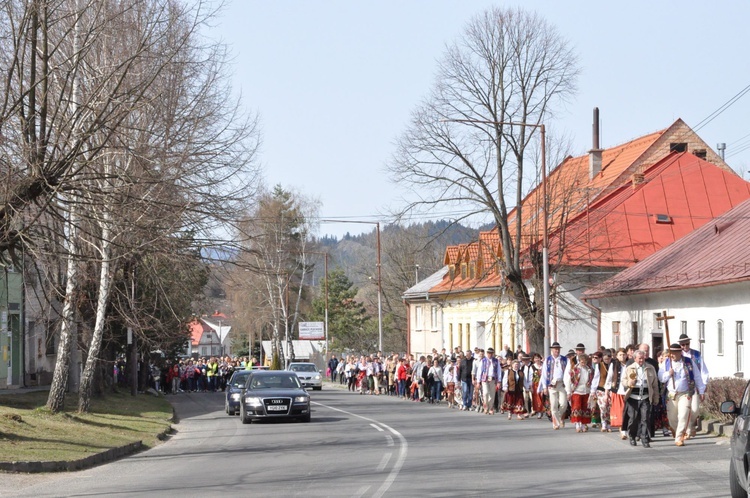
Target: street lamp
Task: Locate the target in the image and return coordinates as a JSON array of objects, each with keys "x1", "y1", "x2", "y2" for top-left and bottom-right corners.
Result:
[
  {"x1": 443, "y1": 118, "x2": 550, "y2": 359},
  {"x1": 319, "y1": 219, "x2": 383, "y2": 351}
]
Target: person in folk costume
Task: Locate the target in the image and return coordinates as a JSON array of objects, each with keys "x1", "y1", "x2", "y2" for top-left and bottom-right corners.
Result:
[
  {"x1": 477, "y1": 348, "x2": 502, "y2": 415},
  {"x1": 590, "y1": 350, "x2": 614, "y2": 432},
  {"x1": 624, "y1": 350, "x2": 659, "y2": 448},
  {"x1": 519, "y1": 354, "x2": 534, "y2": 418},
  {"x1": 538, "y1": 342, "x2": 568, "y2": 430},
  {"x1": 443, "y1": 357, "x2": 458, "y2": 408},
  {"x1": 606, "y1": 348, "x2": 628, "y2": 439},
  {"x1": 561, "y1": 350, "x2": 579, "y2": 422},
  {"x1": 530, "y1": 353, "x2": 548, "y2": 419},
  {"x1": 502, "y1": 359, "x2": 531, "y2": 419},
  {"x1": 589, "y1": 353, "x2": 603, "y2": 428},
  {"x1": 678, "y1": 334, "x2": 709, "y2": 439},
  {"x1": 565, "y1": 353, "x2": 594, "y2": 432},
  {"x1": 658, "y1": 343, "x2": 706, "y2": 447},
  {"x1": 655, "y1": 349, "x2": 672, "y2": 437}
]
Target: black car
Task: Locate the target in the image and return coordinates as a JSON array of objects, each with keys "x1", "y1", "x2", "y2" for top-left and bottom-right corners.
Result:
[
  {"x1": 225, "y1": 369, "x2": 253, "y2": 416},
  {"x1": 239, "y1": 370, "x2": 311, "y2": 424},
  {"x1": 721, "y1": 380, "x2": 750, "y2": 498}
]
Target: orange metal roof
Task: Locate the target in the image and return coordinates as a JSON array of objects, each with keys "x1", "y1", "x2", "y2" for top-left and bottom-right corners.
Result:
[
  {"x1": 584, "y1": 196, "x2": 750, "y2": 298},
  {"x1": 554, "y1": 152, "x2": 750, "y2": 268}
]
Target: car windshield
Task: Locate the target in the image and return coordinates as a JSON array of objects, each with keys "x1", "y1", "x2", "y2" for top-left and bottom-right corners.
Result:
[
  {"x1": 249, "y1": 375, "x2": 301, "y2": 390},
  {"x1": 289, "y1": 364, "x2": 317, "y2": 372},
  {"x1": 231, "y1": 372, "x2": 251, "y2": 387}
]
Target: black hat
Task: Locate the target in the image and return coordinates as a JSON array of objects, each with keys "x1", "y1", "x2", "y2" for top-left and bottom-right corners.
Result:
[
  {"x1": 450, "y1": 357, "x2": 457, "y2": 363},
  {"x1": 486, "y1": 347, "x2": 495, "y2": 354},
  {"x1": 575, "y1": 343, "x2": 586, "y2": 350},
  {"x1": 551, "y1": 342, "x2": 561, "y2": 349},
  {"x1": 678, "y1": 334, "x2": 691, "y2": 344},
  {"x1": 669, "y1": 343, "x2": 682, "y2": 351}
]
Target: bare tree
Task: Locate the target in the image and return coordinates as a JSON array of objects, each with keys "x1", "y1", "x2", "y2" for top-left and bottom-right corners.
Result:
[{"x1": 388, "y1": 7, "x2": 580, "y2": 353}]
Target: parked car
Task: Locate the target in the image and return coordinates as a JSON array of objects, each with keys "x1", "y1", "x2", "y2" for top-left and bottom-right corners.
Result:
[
  {"x1": 239, "y1": 370, "x2": 311, "y2": 423},
  {"x1": 720, "y1": 379, "x2": 750, "y2": 498},
  {"x1": 287, "y1": 362, "x2": 323, "y2": 390},
  {"x1": 225, "y1": 370, "x2": 253, "y2": 415}
]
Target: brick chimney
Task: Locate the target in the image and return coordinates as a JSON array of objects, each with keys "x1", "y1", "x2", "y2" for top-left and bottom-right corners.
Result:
[{"x1": 589, "y1": 107, "x2": 603, "y2": 180}]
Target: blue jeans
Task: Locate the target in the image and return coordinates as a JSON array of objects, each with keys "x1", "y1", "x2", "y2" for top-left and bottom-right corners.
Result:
[
  {"x1": 397, "y1": 379, "x2": 406, "y2": 397},
  {"x1": 462, "y1": 381, "x2": 474, "y2": 408},
  {"x1": 431, "y1": 381, "x2": 442, "y2": 402}
]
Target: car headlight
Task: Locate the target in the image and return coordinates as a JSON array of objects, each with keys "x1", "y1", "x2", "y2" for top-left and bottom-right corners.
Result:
[
  {"x1": 231, "y1": 393, "x2": 241, "y2": 401},
  {"x1": 244, "y1": 396, "x2": 262, "y2": 406},
  {"x1": 294, "y1": 396, "x2": 309, "y2": 403},
  {"x1": 314, "y1": 375, "x2": 321, "y2": 380}
]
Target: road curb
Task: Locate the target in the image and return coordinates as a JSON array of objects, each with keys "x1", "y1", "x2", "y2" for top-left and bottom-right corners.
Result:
[{"x1": 699, "y1": 417, "x2": 733, "y2": 437}]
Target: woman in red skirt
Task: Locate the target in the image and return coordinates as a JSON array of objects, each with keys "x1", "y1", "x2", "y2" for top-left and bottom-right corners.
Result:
[
  {"x1": 502, "y1": 359, "x2": 530, "y2": 419},
  {"x1": 565, "y1": 354, "x2": 593, "y2": 432},
  {"x1": 530, "y1": 353, "x2": 547, "y2": 419},
  {"x1": 606, "y1": 348, "x2": 627, "y2": 437}
]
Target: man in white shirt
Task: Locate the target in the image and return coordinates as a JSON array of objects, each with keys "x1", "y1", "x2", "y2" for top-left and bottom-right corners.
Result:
[
  {"x1": 658, "y1": 343, "x2": 706, "y2": 446},
  {"x1": 539, "y1": 342, "x2": 568, "y2": 429},
  {"x1": 477, "y1": 348, "x2": 501, "y2": 414},
  {"x1": 678, "y1": 334, "x2": 709, "y2": 438}
]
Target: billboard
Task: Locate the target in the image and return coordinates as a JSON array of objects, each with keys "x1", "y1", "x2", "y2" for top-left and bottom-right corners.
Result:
[{"x1": 299, "y1": 321, "x2": 325, "y2": 340}]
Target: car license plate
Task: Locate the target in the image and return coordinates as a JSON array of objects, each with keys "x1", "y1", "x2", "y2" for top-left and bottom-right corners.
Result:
[{"x1": 267, "y1": 405, "x2": 287, "y2": 411}]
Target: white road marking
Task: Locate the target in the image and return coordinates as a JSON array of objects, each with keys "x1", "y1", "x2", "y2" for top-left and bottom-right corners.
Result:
[
  {"x1": 352, "y1": 485, "x2": 371, "y2": 497},
  {"x1": 312, "y1": 401, "x2": 408, "y2": 498},
  {"x1": 376, "y1": 452, "x2": 392, "y2": 472},
  {"x1": 370, "y1": 423, "x2": 384, "y2": 432},
  {"x1": 385, "y1": 434, "x2": 394, "y2": 446}
]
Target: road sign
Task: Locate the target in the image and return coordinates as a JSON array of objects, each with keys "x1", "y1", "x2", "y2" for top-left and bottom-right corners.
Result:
[{"x1": 299, "y1": 322, "x2": 325, "y2": 340}]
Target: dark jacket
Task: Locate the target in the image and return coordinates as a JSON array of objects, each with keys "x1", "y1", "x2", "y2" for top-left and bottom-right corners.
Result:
[{"x1": 458, "y1": 357, "x2": 474, "y2": 383}]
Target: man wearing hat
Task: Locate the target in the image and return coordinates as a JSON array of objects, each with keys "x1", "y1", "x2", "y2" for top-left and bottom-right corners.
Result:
[
  {"x1": 658, "y1": 343, "x2": 706, "y2": 446},
  {"x1": 539, "y1": 342, "x2": 569, "y2": 429},
  {"x1": 679, "y1": 334, "x2": 709, "y2": 438},
  {"x1": 477, "y1": 347, "x2": 502, "y2": 414},
  {"x1": 624, "y1": 350, "x2": 659, "y2": 448}
]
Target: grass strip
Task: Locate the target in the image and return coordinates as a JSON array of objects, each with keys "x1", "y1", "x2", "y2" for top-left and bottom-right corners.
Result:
[{"x1": 0, "y1": 390, "x2": 172, "y2": 463}]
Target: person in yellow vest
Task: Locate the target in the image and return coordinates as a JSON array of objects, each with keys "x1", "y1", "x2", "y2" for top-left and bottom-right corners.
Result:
[{"x1": 206, "y1": 357, "x2": 219, "y2": 392}]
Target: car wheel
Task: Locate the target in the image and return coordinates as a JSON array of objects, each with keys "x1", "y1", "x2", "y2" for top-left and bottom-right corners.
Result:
[
  {"x1": 300, "y1": 413, "x2": 311, "y2": 423},
  {"x1": 225, "y1": 401, "x2": 230, "y2": 415},
  {"x1": 729, "y1": 461, "x2": 745, "y2": 498},
  {"x1": 240, "y1": 405, "x2": 251, "y2": 425}
]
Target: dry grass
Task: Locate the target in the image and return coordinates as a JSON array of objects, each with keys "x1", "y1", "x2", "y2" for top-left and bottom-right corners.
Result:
[{"x1": 0, "y1": 390, "x2": 173, "y2": 462}]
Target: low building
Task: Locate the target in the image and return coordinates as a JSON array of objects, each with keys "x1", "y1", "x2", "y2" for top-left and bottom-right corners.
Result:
[{"x1": 583, "y1": 197, "x2": 750, "y2": 378}]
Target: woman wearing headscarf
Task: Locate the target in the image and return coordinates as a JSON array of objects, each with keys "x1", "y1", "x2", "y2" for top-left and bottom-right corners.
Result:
[
  {"x1": 502, "y1": 359, "x2": 531, "y2": 420},
  {"x1": 565, "y1": 353, "x2": 594, "y2": 432}
]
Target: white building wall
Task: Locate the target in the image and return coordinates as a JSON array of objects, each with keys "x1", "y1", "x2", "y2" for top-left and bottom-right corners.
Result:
[
  {"x1": 555, "y1": 281, "x2": 602, "y2": 351},
  {"x1": 594, "y1": 281, "x2": 750, "y2": 379}
]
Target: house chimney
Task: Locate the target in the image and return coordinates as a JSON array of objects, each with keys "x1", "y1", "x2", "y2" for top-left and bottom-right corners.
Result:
[
  {"x1": 589, "y1": 107, "x2": 603, "y2": 180},
  {"x1": 631, "y1": 173, "x2": 645, "y2": 189}
]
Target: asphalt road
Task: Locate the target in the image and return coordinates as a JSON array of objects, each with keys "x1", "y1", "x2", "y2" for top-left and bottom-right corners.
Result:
[{"x1": 2, "y1": 384, "x2": 734, "y2": 497}]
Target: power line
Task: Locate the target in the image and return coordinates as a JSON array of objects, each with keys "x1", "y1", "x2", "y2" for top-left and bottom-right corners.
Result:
[{"x1": 694, "y1": 82, "x2": 750, "y2": 131}]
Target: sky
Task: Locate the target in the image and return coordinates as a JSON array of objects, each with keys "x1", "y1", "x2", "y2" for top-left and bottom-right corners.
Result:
[{"x1": 210, "y1": 0, "x2": 750, "y2": 239}]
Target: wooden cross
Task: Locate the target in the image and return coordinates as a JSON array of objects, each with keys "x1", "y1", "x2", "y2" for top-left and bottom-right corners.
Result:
[{"x1": 656, "y1": 310, "x2": 675, "y2": 349}]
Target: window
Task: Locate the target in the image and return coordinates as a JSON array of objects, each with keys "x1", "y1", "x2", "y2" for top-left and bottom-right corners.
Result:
[
  {"x1": 612, "y1": 321, "x2": 621, "y2": 350},
  {"x1": 680, "y1": 321, "x2": 687, "y2": 335},
  {"x1": 737, "y1": 321, "x2": 744, "y2": 373},
  {"x1": 655, "y1": 214, "x2": 673, "y2": 224},
  {"x1": 461, "y1": 264, "x2": 467, "y2": 279},
  {"x1": 718, "y1": 320, "x2": 724, "y2": 356},
  {"x1": 498, "y1": 323, "x2": 503, "y2": 349},
  {"x1": 655, "y1": 312, "x2": 663, "y2": 329},
  {"x1": 201, "y1": 347, "x2": 208, "y2": 356},
  {"x1": 469, "y1": 262, "x2": 476, "y2": 279},
  {"x1": 693, "y1": 148, "x2": 707, "y2": 159},
  {"x1": 670, "y1": 142, "x2": 687, "y2": 153},
  {"x1": 491, "y1": 323, "x2": 497, "y2": 352},
  {"x1": 449, "y1": 265, "x2": 455, "y2": 280},
  {"x1": 430, "y1": 306, "x2": 438, "y2": 331},
  {"x1": 458, "y1": 323, "x2": 463, "y2": 349},
  {"x1": 45, "y1": 321, "x2": 58, "y2": 356},
  {"x1": 415, "y1": 306, "x2": 423, "y2": 331},
  {"x1": 698, "y1": 321, "x2": 705, "y2": 356},
  {"x1": 465, "y1": 323, "x2": 470, "y2": 350},
  {"x1": 448, "y1": 323, "x2": 453, "y2": 350},
  {"x1": 631, "y1": 322, "x2": 638, "y2": 345}
]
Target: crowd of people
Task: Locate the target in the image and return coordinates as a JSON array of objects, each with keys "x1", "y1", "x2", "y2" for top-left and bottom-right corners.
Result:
[
  {"x1": 133, "y1": 356, "x2": 261, "y2": 394},
  {"x1": 327, "y1": 333, "x2": 709, "y2": 448}
]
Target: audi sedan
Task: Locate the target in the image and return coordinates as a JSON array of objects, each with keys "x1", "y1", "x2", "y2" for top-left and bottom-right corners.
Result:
[
  {"x1": 721, "y1": 380, "x2": 750, "y2": 498},
  {"x1": 287, "y1": 362, "x2": 323, "y2": 390},
  {"x1": 240, "y1": 371, "x2": 311, "y2": 423}
]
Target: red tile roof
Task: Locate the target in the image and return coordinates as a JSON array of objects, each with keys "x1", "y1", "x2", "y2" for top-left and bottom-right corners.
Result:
[
  {"x1": 189, "y1": 319, "x2": 208, "y2": 347},
  {"x1": 583, "y1": 196, "x2": 750, "y2": 298}
]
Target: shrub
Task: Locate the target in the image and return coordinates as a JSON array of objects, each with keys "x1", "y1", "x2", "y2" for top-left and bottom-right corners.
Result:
[{"x1": 702, "y1": 377, "x2": 748, "y2": 423}]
